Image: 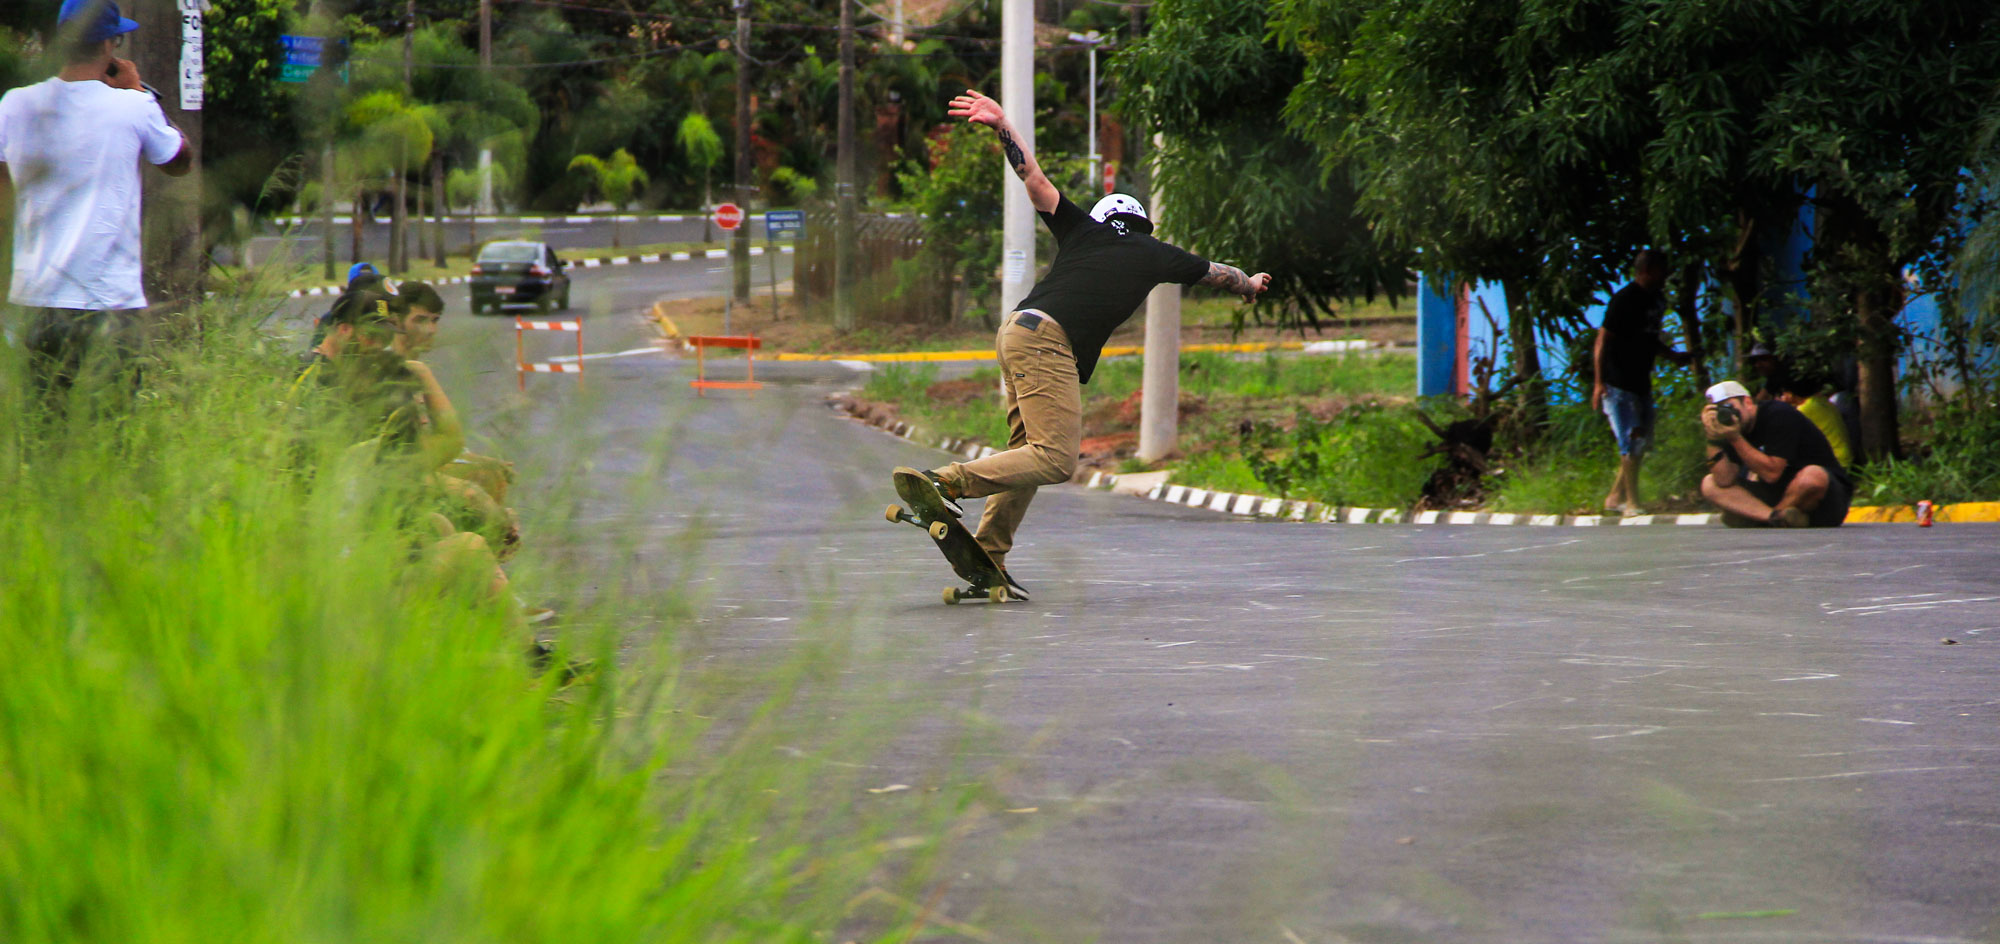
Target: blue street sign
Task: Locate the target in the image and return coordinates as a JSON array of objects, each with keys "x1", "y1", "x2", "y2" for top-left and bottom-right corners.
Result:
[
  {"x1": 280, "y1": 35, "x2": 328, "y2": 67},
  {"x1": 765, "y1": 209, "x2": 805, "y2": 238},
  {"x1": 279, "y1": 36, "x2": 350, "y2": 84}
]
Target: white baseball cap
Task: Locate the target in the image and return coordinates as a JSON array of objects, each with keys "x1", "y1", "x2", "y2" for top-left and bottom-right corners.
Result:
[{"x1": 1705, "y1": 380, "x2": 1751, "y2": 403}]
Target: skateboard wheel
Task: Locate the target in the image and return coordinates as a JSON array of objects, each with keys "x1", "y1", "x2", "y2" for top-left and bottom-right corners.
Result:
[
  {"x1": 885, "y1": 504, "x2": 904, "y2": 524},
  {"x1": 943, "y1": 587, "x2": 961, "y2": 605},
  {"x1": 927, "y1": 520, "x2": 950, "y2": 541},
  {"x1": 991, "y1": 584, "x2": 1010, "y2": 604}
]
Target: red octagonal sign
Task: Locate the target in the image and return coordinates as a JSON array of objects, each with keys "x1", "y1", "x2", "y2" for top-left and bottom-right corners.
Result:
[{"x1": 713, "y1": 203, "x2": 744, "y2": 231}]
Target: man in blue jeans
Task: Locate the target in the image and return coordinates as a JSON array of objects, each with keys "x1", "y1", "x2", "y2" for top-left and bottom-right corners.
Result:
[{"x1": 1591, "y1": 250, "x2": 1690, "y2": 516}]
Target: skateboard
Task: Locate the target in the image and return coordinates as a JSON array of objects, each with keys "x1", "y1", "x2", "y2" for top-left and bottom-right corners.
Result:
[{"x1": 886, "y1": 467, "x2": 1026, "y2": 604}]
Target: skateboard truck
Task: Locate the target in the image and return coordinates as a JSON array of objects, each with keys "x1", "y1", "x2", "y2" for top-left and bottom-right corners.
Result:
[{"x1": 884, "y1": 504, "x2": 1020, "y2": 604}]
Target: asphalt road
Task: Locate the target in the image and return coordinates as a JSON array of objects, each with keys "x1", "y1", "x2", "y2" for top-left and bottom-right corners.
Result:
[{"x1": 396, "y1": 262, "x2": 2000, "y2": 943}]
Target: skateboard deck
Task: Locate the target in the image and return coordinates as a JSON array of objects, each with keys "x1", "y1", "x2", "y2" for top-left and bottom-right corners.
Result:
[{"x1": 887, "y1": 467, "x2": 1023, "y2": 604}]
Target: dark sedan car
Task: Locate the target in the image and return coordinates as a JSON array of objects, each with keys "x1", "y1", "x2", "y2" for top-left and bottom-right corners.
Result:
[{"x1": 470, "y1": 240, "x2": 572, "y2": 313}]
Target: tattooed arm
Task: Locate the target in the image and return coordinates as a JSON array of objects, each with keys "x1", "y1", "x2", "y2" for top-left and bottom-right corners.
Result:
[
  {"x1": 947, "y1": 88, "x2": 1059, "y2": 213},
  {"x1": 1197, "y1": 262, "x2": 1273, "y2": 303}
]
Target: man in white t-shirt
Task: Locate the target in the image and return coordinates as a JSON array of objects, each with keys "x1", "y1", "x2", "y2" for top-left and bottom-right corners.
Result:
[{"x1": 0, "y1": 0, "x2": 190, "y2": 392}]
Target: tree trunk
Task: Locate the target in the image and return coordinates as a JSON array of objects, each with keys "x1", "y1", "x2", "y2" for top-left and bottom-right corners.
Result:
[
  {"x1": 1678, "y1": 262, "x2": 1709, "y2": 391},
  {"x1": 1500, "y1": 277, "x2": 1547, "y2": 437},
  {"x1": 132, "y1": 0, "x2": 203, "y2": 307},
  {"x1": 1854, "y1": 275, "x2": 1901, "y2": 460},
  {"x1": 1821, "y1": 193, "x2": 1902, "y2": 462},
  {"x1": 431, "y1": 153, "x2": 447, "y2": 268}
]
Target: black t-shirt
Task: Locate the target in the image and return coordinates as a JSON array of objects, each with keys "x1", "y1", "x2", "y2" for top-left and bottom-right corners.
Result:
[
  {"x1": 1014, "y1": 195, "x2": 1210, "y2": 383},
  {"x1": 1727, "y1": 400, "x2": 1850, "y2": 488},
  {"x1": 1598, "y1": 281, "x2": 1671, "y2": 399}
]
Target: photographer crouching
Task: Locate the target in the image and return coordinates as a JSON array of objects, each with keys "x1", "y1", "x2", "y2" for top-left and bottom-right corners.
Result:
[{"x1": 1698, "y1": 380, "x2": 1852, "y2": 528}]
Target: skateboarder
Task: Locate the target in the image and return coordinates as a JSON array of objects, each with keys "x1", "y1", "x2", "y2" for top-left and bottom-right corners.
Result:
[{"x1": 894, "y1": 87, "x2": 1270, "y2": 583}]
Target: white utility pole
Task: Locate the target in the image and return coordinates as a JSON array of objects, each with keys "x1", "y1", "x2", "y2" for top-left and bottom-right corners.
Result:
[
  {"x1": 1137, "y1": 133, "x2": 1180, "y2": 461},
  {"x1": 1067, "y1": 31, "x2": 1107, "y2": 191},
  {"x1": 999, "y1": 0, "x2": 1035, "y2": 314}
]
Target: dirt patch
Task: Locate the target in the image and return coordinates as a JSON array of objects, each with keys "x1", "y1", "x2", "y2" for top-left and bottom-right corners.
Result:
[{"x1": 924, "y1": 376, "x2": 995, "y2": 406}]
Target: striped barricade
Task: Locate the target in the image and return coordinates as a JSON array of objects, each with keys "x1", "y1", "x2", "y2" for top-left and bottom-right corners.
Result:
[
  {"x1": 687, "y1": 335, "x2": 762, "y2": 396},
  {"x1": 515, "y1": 317, "x2": 583, "y2": 390}
]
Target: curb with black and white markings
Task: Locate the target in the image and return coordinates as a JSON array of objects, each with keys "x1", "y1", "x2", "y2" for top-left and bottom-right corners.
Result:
[
  {"x1": 284, "y1": 245, "x2": 797, "y2": 299},
  {"x1": 830, "y1": 394, "x2": 1722, "y2": 528},
  {"x1": 1079, "y1": 472, "x2": 1722, "y2": 527}
]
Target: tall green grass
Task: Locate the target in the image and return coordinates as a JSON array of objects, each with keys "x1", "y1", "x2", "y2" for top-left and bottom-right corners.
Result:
[{"x1": 0, "y1": 308, "x2": 952, "y2": 943}]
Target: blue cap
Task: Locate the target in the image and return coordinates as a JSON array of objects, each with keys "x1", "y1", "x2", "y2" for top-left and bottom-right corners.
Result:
[
  {"x1": 347, "y1": 262, "x2": 380, "y2": 283},
  {"x1": 58, "y1": 0, "x2": 140, "y2": 45}
]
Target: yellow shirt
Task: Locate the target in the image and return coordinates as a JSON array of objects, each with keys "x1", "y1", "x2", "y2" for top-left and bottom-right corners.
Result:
[{"x1": 1797, "y1": 395, "x2": 1853, "y2": 467}]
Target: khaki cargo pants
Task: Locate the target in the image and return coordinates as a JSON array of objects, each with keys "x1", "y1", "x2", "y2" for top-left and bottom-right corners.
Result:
[{"x1": 934, "y1": 310, "x2": 1081, "y2": 567}]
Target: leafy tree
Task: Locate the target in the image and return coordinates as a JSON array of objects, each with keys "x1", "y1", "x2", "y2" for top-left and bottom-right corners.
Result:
[
  {"x1": 1268, "y1": 0, "x2": 2000, "y2": 457},
  {"x1": 1115, "y1": 0, "x2": 1408, "y2": 331},
  {"x1": 566, "y1": 148, "x2": 650, "y2": 246},
  {"x1": 896, "y1": 123, "x2": 1002, "y2": 324}
]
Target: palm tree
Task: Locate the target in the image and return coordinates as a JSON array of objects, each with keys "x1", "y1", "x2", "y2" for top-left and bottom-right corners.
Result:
[
  {"x1": 567, "y1": 149, "x2": 651, "y2": 248},
  {"x1": 677, "y1": 113, "x2": 725, "y2": 243}
]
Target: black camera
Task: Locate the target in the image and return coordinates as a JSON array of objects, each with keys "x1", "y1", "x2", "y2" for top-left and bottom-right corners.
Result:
[{"x1": 1713, "y1": 402, "x2": 1740, "y2": 428}]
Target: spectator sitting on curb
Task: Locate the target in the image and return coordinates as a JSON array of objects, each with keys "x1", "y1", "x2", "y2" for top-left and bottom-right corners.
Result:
[
  {"x1": 1699, "y1": 380, "x2": 1851, "y2": 528},
  {"x1": 392, "y1": 280, "x2": 520, "y2": 558},
  {"x1": 298, "y1": 288, "x2": 470, "y2": 473},
  {"x1": 311, "y1": 262, "x2": 387, "y2": 346},
  {"x1": 1591, "y1": 249, "x2": 1692, "y2": 517},
  {"x1": 0, "y1": 0, "x2": 191, "y2": 397},
  {"x1": 1777, "y1": 375, "x2": 1854, "y2": 468},
  {"x1": 290, "y1": 289, "x2": 553, "y2": 636}
]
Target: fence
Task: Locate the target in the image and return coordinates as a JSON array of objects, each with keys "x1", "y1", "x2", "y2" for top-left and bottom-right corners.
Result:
[{"x1": 797, "y1": 211, "x2": 954, "y2": 324}]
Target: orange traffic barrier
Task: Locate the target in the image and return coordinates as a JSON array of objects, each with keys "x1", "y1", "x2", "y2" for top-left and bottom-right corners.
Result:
[
  {"x1": 687, "y1": 335, "x2": 763, "y2": 395},
  {"x1": 515, "y1": 317, "x2": 583, "y2": 390}
]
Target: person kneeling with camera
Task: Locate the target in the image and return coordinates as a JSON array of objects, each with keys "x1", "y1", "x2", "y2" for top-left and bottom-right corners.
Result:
[{"x1": 1699, "y1": 380, "x2": 1852, "y2": 528}]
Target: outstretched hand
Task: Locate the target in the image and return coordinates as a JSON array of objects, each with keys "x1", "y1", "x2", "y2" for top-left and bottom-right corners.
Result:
[
  {"x1": 1244, "y1": 272, "x2": 1272, "y2": 303},
  {"x1": 948, "y1": 88, "x2": 1006, "y2": 128}
]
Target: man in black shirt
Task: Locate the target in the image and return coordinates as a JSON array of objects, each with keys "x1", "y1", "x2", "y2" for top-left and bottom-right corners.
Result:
[
  {"x1": 894, "y1": 87, "x2": 1270, "y2": 585},
  {"x1": 1591, "y1": 249, "x2": 1690, "y2": 516},
  {"x1": 1699, "y1": 380, "x2": 1851, "y2": 527}
]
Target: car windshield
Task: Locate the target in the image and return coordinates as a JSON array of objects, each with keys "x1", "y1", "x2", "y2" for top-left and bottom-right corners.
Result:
[{"x1": 479, "y1": 243, "x2": 541, "y2": 263}]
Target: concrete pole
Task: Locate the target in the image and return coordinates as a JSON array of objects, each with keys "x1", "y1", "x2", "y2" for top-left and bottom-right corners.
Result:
[
  {"x1": 998, "y1": 0, "x2": 1034, "y2": 315},
  {"x1": 730, "y1": 0, "x2": 752, "y2": 302},
  {"x1": 834, "y1": 0, "x2": 856, "y2": 331},
  {"x1": 1087, "y1": 43, "x2": 1096, "y2": 190},
  {"x1": 1137, "y1": 133, "x2": 1180, "y2": 461},
  {"x1": 479, "y1": 0, "x2": 491, "y2": 68}
]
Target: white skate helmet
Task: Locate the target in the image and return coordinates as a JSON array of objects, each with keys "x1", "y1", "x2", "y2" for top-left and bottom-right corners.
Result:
[{"x1": 1089, "y1": 193, "x2": 1151, "y2": 234}]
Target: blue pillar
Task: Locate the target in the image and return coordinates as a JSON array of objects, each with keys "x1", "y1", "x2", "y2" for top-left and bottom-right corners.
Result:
[{"x1": 1417, "y1": 273, "x2": 1456, "y2": 397}]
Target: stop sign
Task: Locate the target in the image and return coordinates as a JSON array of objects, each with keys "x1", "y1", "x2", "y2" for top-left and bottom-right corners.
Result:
[{"x1": 713, "y1": 203, "x2": 744, "y2": 231}]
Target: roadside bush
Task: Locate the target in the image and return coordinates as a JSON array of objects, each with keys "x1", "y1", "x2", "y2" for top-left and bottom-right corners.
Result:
[
  {"x1": 1855, "y1": 397, "x2": 2000, "y2": 505},
  {"x1": 1238, "y1": 402, "x2": 1437, "y2": 508}
]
